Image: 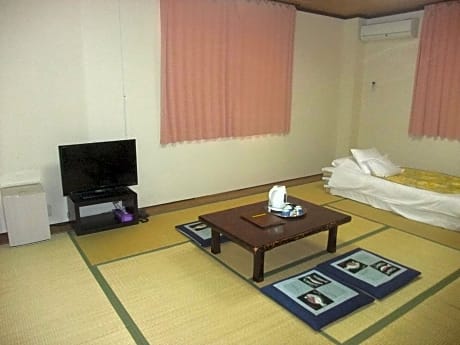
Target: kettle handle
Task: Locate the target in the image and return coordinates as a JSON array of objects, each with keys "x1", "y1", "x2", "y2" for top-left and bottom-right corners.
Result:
[{"x1": 269, "y1": 185, "x2": 279, "y2": 202}]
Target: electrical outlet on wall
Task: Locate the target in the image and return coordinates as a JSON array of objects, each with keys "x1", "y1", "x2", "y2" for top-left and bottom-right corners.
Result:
[{"x1": 47, "y1": 204, "x2": 52, "y2": 217}]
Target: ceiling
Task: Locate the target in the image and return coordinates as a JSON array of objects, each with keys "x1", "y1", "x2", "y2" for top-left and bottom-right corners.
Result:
[{"x1": 276, "y1": 0, "x2": 449, "y2": 18}]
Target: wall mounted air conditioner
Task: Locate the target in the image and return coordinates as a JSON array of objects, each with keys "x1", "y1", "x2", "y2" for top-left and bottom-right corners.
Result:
[{"x1": 360, "y1": 19, "x2": 419, "y2": 41}]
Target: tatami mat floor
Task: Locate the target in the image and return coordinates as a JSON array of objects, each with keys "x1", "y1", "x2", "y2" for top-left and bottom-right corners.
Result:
[{"x1": 1, "y1": 181, "x2": 459, "y2": 344}]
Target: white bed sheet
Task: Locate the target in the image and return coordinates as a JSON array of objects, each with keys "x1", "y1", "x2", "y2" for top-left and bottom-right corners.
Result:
[{"x1": 326, "y1": 166, "x2": 460, "y2": 231}]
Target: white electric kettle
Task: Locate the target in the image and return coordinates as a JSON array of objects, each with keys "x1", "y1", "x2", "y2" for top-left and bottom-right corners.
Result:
[{"x1": 268, "y1": 185, "x2": 287, "y2": 212}]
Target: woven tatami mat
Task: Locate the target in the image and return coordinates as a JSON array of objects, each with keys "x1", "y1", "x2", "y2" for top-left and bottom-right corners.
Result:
[
  {"x1": 362, "y1": 276, "x2": 460, "y2": 345},
  {"x1": 330, "y1": 199, "x2": 460, "y2": 250},
  {"x1": 74, "y1": 215, "x2": 187, "y2": 265},
  {"x1": 0, "y1": 233, "x2": 135, "y2": 345},
  {"x1": 257, "y1": 228, "x2": 460, "y2": 344},
  {"x1": 74, "y1": 193, "x2": 271, "y2": 265},
  {"x1": 99, "y1": 242, "x2": 332, "y2": 345}
]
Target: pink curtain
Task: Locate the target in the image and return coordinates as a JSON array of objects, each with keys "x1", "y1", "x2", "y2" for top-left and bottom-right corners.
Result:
[
  {"x1": 160, "y1": 0, "x2": 296, "y2": 144},
  {"x1": 409, "y1": 1, "x2": 460, "y2": 140}
]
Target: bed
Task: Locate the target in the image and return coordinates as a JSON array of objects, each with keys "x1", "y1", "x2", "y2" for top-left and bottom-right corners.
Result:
[{"x1": 322, "y1": 148, "x2": 460, "y2": 231}]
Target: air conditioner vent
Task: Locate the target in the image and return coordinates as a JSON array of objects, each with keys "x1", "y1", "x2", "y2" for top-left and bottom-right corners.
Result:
[{"x1": 360, "y1": 19, "x2": 419, "y2": 41}]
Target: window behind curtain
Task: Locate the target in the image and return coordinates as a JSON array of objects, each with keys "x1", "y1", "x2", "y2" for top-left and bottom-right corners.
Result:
[
  {"x1": 160, "y1": 0, "x2": 296, "y2": 144},
  {"x1": 409, "y1": 1, "x2": 460, "y2": 140}
]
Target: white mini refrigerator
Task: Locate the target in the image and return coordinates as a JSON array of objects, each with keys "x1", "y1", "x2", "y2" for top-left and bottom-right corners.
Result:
[{"x1": 2, "y1": 184, "x2": 50, "y2": 246}]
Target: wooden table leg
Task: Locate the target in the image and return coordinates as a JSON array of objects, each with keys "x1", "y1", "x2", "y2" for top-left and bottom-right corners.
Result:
[
  {"x1": 327, "y1": 225, "x2": 338, "y2": 253},
  {"x1": 253, "y1": 248, "x2": 265, "y2": 282},
  {"x1": 211, "y1": 229, "x2": 221, "y2": 254}
]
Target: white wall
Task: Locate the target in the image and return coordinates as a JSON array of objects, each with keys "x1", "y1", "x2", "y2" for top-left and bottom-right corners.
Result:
[
  {"x1": 0, "y1": 0, "x2": 87, "y2": 228},
  {"x1": 0, "y1": 1, "x2": 345, "y2": 226},
  {"x1": 335, "y1": 18, "x2": 364, "y2": 156},
  {"x1": 356, "y1": 13, "x2": 460, "y2": 175}
]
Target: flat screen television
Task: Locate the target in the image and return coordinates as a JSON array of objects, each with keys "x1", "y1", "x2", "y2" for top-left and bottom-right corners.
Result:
[{"x1": 58, "y1": 139, "x2": 138, "y2": 196}]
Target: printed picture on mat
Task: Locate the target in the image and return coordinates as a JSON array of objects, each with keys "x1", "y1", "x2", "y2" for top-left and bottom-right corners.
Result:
[
  {"x1": 273, "y1": 270, "x2": 359, "y2": 316},
  {"x1": 331, "y1": 251, "x2": 407, "y2": 287},
  {"x1": 183, "y1": 221, "x2": 211, "y2": 239},
  {"x1": 337, "y1": 259, "x2": 367, "y2": 274},
  {"x1": 298, "y1": 290, "x2": 334, "y2": 310},
  {"x1": 188, "y1": 222, "x2": 209, "y2": 231},
  {"x1": 371, "y1": 261, "x2": 401, "y2": 276},
  {"x1": 299, "y1": 273, "x2": 331, "y2": 288},
  {"x1": 177, "y1": 220, "x2": 230, "y2": 247}
]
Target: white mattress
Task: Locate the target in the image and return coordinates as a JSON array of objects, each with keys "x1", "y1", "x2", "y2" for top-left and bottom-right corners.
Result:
[{"x1": 325, "y1": 166, "x2": 460, "y2": 231}]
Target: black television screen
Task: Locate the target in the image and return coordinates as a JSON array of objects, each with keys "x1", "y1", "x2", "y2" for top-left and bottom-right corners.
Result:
[{"x1": 58, "y1": 139, "x2": 138, "y2": 196}]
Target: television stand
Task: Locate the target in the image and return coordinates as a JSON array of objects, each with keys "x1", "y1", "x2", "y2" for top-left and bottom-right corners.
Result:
[
  {"x1": 67, "y1": 187, "x2": 138, "y2": 236},
  {"x1": 79, "y1": 187, "x2": 127, "y2": 200}
]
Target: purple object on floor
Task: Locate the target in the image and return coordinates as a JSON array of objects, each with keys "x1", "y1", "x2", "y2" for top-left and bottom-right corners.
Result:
[{"x1": 113, "y1": 209, "x2": 133, "y2": 223}]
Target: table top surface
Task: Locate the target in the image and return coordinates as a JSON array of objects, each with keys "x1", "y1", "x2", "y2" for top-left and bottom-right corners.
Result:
[{"x1": 199, "y1": 196, "x2": 351, "y2": 250}]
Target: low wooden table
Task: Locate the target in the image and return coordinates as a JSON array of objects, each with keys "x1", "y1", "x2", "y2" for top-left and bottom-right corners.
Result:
[{"x1": 199, "y1": 196, "x2": 351, "y2": 282}]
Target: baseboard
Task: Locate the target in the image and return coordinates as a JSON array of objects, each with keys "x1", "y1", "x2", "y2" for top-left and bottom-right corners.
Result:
[
  {"x1": 0, "y1": 174, "x2": 321, "y2": 246},
  {"x1": 144, "y1": 174, "x2": 322, "y2": 216}
]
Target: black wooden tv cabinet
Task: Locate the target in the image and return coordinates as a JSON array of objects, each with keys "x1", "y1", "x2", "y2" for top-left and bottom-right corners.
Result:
[{"x1": 67, "y1": 187, "x2": 138, "y2": 235}]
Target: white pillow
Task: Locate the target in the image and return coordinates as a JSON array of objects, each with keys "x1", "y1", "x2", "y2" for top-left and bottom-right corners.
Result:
[
  {"x1": 366, "y1": 156, "x2": 402, "y2": 177},
  {"x1": 331, "y1": 156, "x2": 360, "y2": 170},
  {"x1": 332, "y1": 156, "x2": 352, "y2": 167},
  {"x1": 350, "y1": 148, "x2": 383, "y2": 174},
  {"x1": 340, "y1": 158, "x2": 362, "y2": 171}
]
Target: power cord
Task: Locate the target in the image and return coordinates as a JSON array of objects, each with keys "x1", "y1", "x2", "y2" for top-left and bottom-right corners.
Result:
[{"x1": 138, "y1": 208, "x2": 149, "y2": 223}]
